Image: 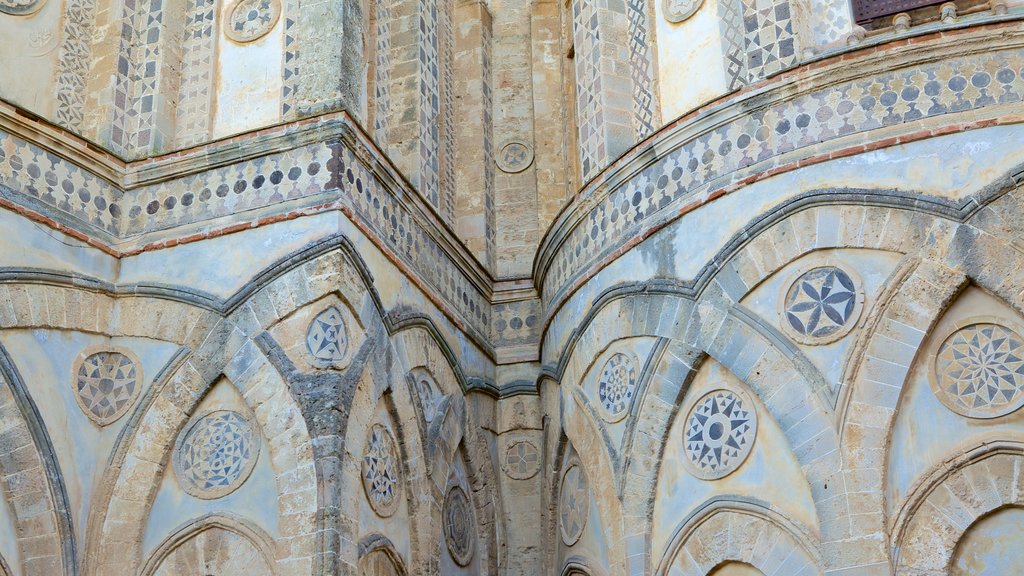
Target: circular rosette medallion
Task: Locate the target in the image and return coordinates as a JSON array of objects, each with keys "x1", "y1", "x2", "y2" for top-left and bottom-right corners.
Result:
[
  {"x1": 559, "y1": 464, "x2": 589, "y2": 545},
  {"x1": 681, "y1": 389, "x2": 757, "y2": 480},
  {"x1": 931, "y1": 322, "x2": 1024, "y2": 418},
  {"x1": 224, "y1": 0, "x2": 281, "y2": 43},
  {"x1": 362, "y1": 423, "x2": 401, "y2": 517},
  {"x1": 597, "y1": 353, "x2": 638, "y2": 422},
  {"x1": 495, "y1": 142, "x2": 533, "y2": 173},
  {"x1": 73, "y1": 349, "x2": 142, "y2": 426},
  {"x1": 782, "y1": 266, "x2": 862, "y2": 345},
  {"x1": 0, "y1": 0, "x2": 46, "y2": 16},
  {"x1": 502, "y1": 440, "x2": 540, "y2": 480},
  {"x1": 443, "y1": 486, "x2": 475, "y2": 566},
  {"x1": 174, "y1": 410, "x2": 261, "y2": 499}
]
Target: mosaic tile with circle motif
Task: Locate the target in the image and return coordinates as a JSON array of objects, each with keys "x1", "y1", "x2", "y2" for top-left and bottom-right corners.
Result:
[
  {"x1": 932, "y1": 323, "x2": 1024, "y2": 419},
  {"x1": 174, "y1": 410, "x2": 261, "y2": 499}
]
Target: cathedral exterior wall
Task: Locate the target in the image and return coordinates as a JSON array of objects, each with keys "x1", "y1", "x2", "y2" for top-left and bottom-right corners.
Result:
[{"x1": 0, "y1": 1, "x2": 1023, "y2": 575}]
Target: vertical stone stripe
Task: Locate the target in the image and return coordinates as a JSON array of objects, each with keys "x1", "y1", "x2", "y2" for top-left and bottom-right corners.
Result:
[
  {"x1": 439, "y1": 0, "x2": 457, "y2": 225},
  {"x1": 626, "y1": 0, "x2": 657, "y2": 138},
  {"x1": 419, "y1": 0, "x2": 442, "y2": 212},
  {"x1": 174, "y1": 0, "x2": 217, "y2": 148},
  {"x1": 281, "y1": 0, "x2": 301, "y2": 118},
  {"x1": 373, "y1": 0, "x2": 392, "y2": 146},
  {"x1": 571, "y1": 0, "x2": 605, "y2": 181},
  {"x1": 110, "y1": 0, "x2": 166, "y2": 158},
  {"x1": 54, "y1": 0, "x2": 97, "y2": 132},
  {"x1": 718, "y1": 0, "x2": 748, "y2": 90},
  {"x1": 481, "y1": 16, "x2": 496, "y2": 271}
]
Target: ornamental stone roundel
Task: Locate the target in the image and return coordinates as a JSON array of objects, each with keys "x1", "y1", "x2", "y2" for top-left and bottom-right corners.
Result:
[
  {"x1": 174, "y1": 410, "x2": 261, "y2": 499},
  {"x1": 681, "y1": 389, "x2": 757, "y2": 480},
  {"x1": 73, "y1": 348, "x2": 142, "y2": 426},
  {"x1": 502, "y1": 440, "x2": 540, "y2": 480},
  {"x1": 443, "y1": 485, "x2": 475, "y2": 566},
  {"x1": 224, "y1": 0, "x2": 281, "y2": 43},
  {"x1": 597, "y1": 352, "x2": 638, "y2": 422},
  {"x1": 0, "y1": 0, "x2": 46, "y2": 16},
  {"x1": 306, "y1": 306, "x2": 349, "y2": 365},
  {"x1": 663, "y1": 0, "x2": 705, "y2": 23},
  {"x1": 781, "y1": 265, "x2": 863, "y2": 345},
  {"x1": 931, "y1": 322, "x2": 1024, "y2": 418},
  {"x1": 495, "y1": 142, "x2": 533, "y2": 174},
  {"x1": 559, "y1": 463, "x2": 589, "y2": 546},
  {"x1": 362, "y1": 423, "x2": 401, "y2": 517}
]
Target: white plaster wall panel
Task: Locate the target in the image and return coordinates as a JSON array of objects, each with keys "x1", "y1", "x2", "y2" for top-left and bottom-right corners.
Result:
[
  {"x1": 655, "y1": 0, "x2": 729, "y2": 122},
  {"x1": 0, "y1": 0, "x2": 62, "y2": 120},
  {"x1": 213, "y1": 0, "x2": 284, "y2": 140},
  {"x1": 742, "y1": 249, "x2": 902, "y2": 391},
  {"x1": 886, "y1": 286, "x2": 1024, "y2": 521},
  {"x1": 143, "y1": 379, "x2": 280, "y2": 555},
  {"x1": 651, "y1": 359, "x2": 817, "y2": 563},
  {"x1": 0, "y1": 330, "x2": 179, "y2": 544},
  {"x1": 0, "y1": 210, "x2": 118, "y2": 283},
  {"x1": 950, "y1": 507, "x2": 1024, "y2": 575}
]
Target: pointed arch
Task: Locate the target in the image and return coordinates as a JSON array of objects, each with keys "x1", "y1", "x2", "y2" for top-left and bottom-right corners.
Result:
[
  {"x1": 655, "y1": 498, "x2": 821, "y2": 576},
  {"x1": 0, "y1": 345, "x2": 75, "y2": 576},
  {"x1": 892, "y1": 441, "x2": 1024, "y2": 575},
  {"x1": 140, "y1": 513, "x2": 276, "y2": 576}
]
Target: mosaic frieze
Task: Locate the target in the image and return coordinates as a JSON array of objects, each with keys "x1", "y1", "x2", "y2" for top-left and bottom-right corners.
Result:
[
  {"x1": 174, "y1": 410, "x2": 261, "y2": 499},
  {"x1": 502, "y1": 440, "x2": 540, "y2": 480},
  {"x1": 597, "y1": 353, "x2": 638, "y2": 422},
  {"x1": 362, "y1": 423, "x2": 401, "y2": 517},
  {"x1": 931, "y1": 323, "x2": 1024, "y2": 419},
  {"x1": 559, "y1": 463, "x2": 589, "y2": 545},
  {"x1": 781, "y1": 266, "x2": 862, "y2": 345},
  {"x1": 224, "y1": 0, "x2": 280, "y2": 43},
  {"x1": 443, "y1": 485, "x2": 475, "y2": 566},
  {"x1": 541, "y1": 46, "x2": 1024, "y2": 307},
  {"x1": 74, "y1": 349, "x2": 141, "y2": 426},
  {"x1": 682, "y1": 389, "x2": 756, "y2": 480}
]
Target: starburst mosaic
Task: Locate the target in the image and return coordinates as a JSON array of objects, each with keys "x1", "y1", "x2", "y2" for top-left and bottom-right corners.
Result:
[
  {"x1": 175, "y1": 410, "x2": 261, "y2": 499},
  {"x1": 933, "y1": 323, "x2": 1024, "y2": 418},
  {"x1": 683, "y1": 389, "x2": 757, "y2": 480}
]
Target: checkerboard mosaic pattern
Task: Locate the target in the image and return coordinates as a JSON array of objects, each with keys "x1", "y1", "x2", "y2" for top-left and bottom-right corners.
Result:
[{"x1": 111, "y1": 0, "x2": 166, "y2": 158}]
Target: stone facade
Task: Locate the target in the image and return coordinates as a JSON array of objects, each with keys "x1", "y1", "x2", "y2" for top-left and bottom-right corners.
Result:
[{"x1": 0, "y1": 0, "x2": 1022, "y2": 575}]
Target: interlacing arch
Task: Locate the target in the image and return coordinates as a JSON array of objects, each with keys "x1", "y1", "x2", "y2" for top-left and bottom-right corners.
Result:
[
  {"x1": 891, "y1": 441, "x2": 1024, "y2": 575},
  {"x1": 655, "y1": 498, "x2": 821, "y2": 575},
  {"x1": 548, "y1": 190, "x2": 1024, "y2": 573}
]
